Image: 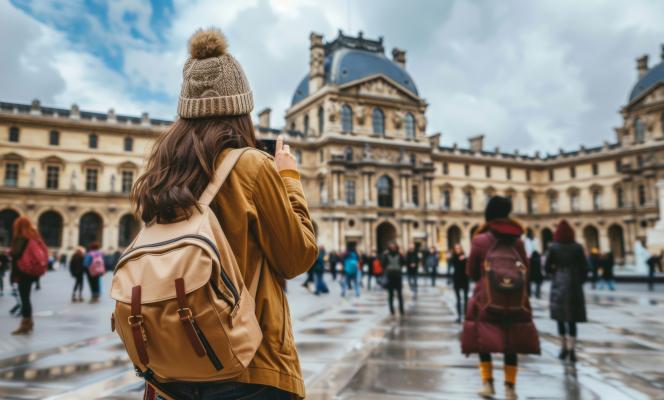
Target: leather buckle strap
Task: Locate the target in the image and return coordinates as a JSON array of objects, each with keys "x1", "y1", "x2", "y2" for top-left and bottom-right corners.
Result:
[
  {"x1": 130, "y1": 286, "x2": 149, "y2": 365},
  {"x1": 174, "y1": 278, "x2": 206, "y2": 357}
]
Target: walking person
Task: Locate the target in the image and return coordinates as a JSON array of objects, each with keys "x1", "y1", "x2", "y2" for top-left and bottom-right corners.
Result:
[
  {"x1": 426, "y1": 246, "x2": 439, "y2": 287},
  {"x1": 313, "y1": 246, "x2": 329, "y2": 295},
  {"x1": 406, "y1": 244, "x2": 419, "y2": 298},
  {"x1": 341, "y1": 248, "x2": 361, "y2": 298},
  {"x1": 382, "y1": 241, "x2": 405, "y2": 316},
  {"x1": 328, "y1": 251, "x2": 339, "y2": 281},
  {"x1": 83, "y1": 243, "x2": 105, "y2": 303},
  {"x1": 10, "y1": 216, "x2": 48, "y2": 335},
  {"x1": 647, "y1": 251, "x2": 662, "y2": 291},
  {"x1": 69, "y1": 246, "x2": 85, "y2": 302},
  {"x1": 370, "y1": 251, "x2": 383, "y2": 290},
  {"x1": 588, "y1": 247, "x2": 600, "y2": 289},
  {"x1": 123, "y1": 27, "x2": 318, "y2": 399},
  {"x1": 529, "y1": 250, "x2": 543, "y2": 299},
  {"x1": 461, "y1": 196, "x2": 540, "y2": 400},
  {"x1": 0, "y1": 248, "x2": 8, "y2": 296},
  {"x1": 598, "y1": 250, "x2": 616, "y2": 291},
  {"x1": 450, "y1": 243, "x2": 469, "y2": 323},
  {"x1": 544, "y1": 220, "x2": 588, "y2": 363}
]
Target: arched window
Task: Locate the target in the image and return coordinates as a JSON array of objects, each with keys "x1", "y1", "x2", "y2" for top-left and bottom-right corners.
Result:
[
  {"x1": 341, "y1": 104, "x2": 353, "y2": 132},
  {"x1": 118, "y1": 213, "x2": 140, "y2": 248},
  {"x1": 89, "y1": 133, "x2": 98, "y2": 149},
  {"x1": 405, "y1": 112, "x2": 415, "y2": 138},
  {"x1": 372, "y1": 108, "x2": 385, "y2": 135},
  {"x1": 38, "y1": 211, "x2": 63, "y2": 247},
  {"x1": 344, "y1": 146, "x2": 353, "y2": 161},
  {"x1": 318, "y1": 106, "x2": 324, "y2": 135},
  {"x1": 303, "y1": 115, "x2": 309, "y2": 135},
  {"x1": 124, "y1": 136, "x2": 133, "y2": 152},
  {"x1": 49, "y1": 130, "x2": 60, "y2": 146},
  {"x1": 464, "y1": 191, "x2": 473, "y2": 211},
  {"x1": 377, "y1": 175, "x2": 393, "y2": 208},
  {"x1": 634, "y1": 117, "x2": 645, "y2": 143},
  {"x1": 79, "y1": 212, "x2": 103, "y2": 248}
]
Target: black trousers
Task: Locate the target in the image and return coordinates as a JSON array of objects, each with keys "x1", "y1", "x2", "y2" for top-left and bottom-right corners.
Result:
[
  {"x1": 72, "y1": 273, "x2": 84, "y2": 295},
  {"x1": 87, "y1": 271, "x2": 101, "y2": 296},
  {"x1": 18, "y1": 279, "x2": 33, "y2": 318},
  {"x1": 479, "y1": 353, "x2": 518, "y2": 366},
  {"x1": 455, "y1": 285, "x2": 468, "y2": 319},
  {"x1": 386, "y1": 271, "x2": 404, "y2": 315},
  {"x1": 557, "y1": 321, "x2": 577, "y2": 337}
]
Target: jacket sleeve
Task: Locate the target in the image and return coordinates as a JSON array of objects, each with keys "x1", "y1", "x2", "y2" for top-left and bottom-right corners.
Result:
[
  {"x1": 577, "y1": 246, "x2": 589, "y2": 282},
  {"x1": 252, "y1": 158, "x2": 318, "y2": 280},
  {"x1": 466, "y1": 238, "x2": 483, "y2": 282},
  {"x1": 544, "y1": 248, "x2": 555, "y2": 276}
]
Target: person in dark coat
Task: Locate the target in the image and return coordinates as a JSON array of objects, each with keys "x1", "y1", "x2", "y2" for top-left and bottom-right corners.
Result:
[
  {"x1": 381, "y1": 241, "x2": 405, "y2": 316},
  {"x1": 450, "y1": 243, "x2": 469, "y2": 323},
  {"x1": 405, "y1": 244, "x2": 419, "y2": 298},
  {"x1": 528, "y1": 250, "x2": 543, "y2": 299},
  {"x1": 544, "y1": 220, "x2": 588, "y2": 363},
  {"x1": 69, "y1": 246, "x2": 85, "y2": 302},
  {"x1": 328, "y1": 251, "x2": 339, "y2": 281},
  {"x1": 588, "y1": 247, "x2": 600, "y2": 289},
  {"x1": 0, "y1": 249, "x2": 8, "y2": 296},
  {"x1": 461, "y1": 196, "x2": 539, "y2": 400},
  {"x1": 598, "y1": 251, "x2": 616, "y2": 291}
]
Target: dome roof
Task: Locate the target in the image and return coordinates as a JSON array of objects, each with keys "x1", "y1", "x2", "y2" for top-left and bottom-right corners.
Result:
[
  {"x1": 291, "y1": 32, "x2": 419, "y2": 106},
  {"x1": 629, "y1": 60, "x2": 664, "y2": 102}
]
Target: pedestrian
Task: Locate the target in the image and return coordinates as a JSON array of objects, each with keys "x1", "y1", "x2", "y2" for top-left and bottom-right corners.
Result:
[
  {"x1": 529, "y1": 250, "x2": 543, "y2": 299},
  {"x1": 588, "y1": 247, "x2": 600, "y2": 289},
  {"x1": 382, "y1": 241, "x2": 405, "y2": 316},
  {"x1": 426, "y1": 246, "x2": 439, "y2": 287},
  {"x1": 69, "y1": 246, "x2": 85, "y2": 302},
  {"x1": 342, "y1": 247, "x2": 361, "y2": 298},
  {"x1": 313, "y1": 245, "x2": 329, "y2": 295},
  {"x1": 598, "y1": 250, "x2": 616, "y2": 291},
  {"x1": 0, "y1": 248, "x2": 8, "y2": 296},
  {"x1": 301, "y1": 264, "x2": 315, "y2": 291},
  {"x1": 461, "y1": 196, "x2": 540, "y2": 400},
  {"x1": 406, "y1": 244, "x2": 419, "y2": 298},
  {"x1": 544, "y1": 220, "x2": 588, "y2": 363},
  {"x1": 450, "y1": 243, "x2": 469, "y2": 323},
  {"x1": 83, "y1": 242, "x2": 105, "y2": 303},
  {"x1": 647, "y1": 250, "x2": 662, "y2": 291},
  {"x1": 123, "y1": 27, "x2": 317, "y2": 400},
  {"x1": 370, "y1": 251, "x2": 383, "y2": 289},
  {"x1": 328, "y1": 251, "x2": 339, "y2": 281},
  {"x1": 10, "y1": 216, "x2": 49, "y2": 335}
]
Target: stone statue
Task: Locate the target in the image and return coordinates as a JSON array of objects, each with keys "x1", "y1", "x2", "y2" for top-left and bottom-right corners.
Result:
[
  {"x1": 416, "y1": 113, "x2": 427, "y2": 132},
  {"x1": 70, "y1": 170, "x2": 77, "y2": 191},
  {"x1": 355, "y1": 105, "x2": 366, "y2": 125},
  {"x1": 111, "y1": 174, "x2": 116, "y2": 193},
  {"x1": 326, "y1": 101, "x2": 339, "y2": 122},
  {"x1": 29, "y1": 167, "x2": 35, "y2": 188},
  {"x1": 363, "y1": 143, "x2": 373, "y2": 160},
  {"x1": 392, "y1": 110, "x2": 405, "y2": 129}
]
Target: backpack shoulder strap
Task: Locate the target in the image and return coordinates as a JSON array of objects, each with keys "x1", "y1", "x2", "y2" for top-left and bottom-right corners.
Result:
[
  {"x1": 249, "y1": 260, "x2": 261, "y2": 297},
  {"x1": 198, "y1": 147, "x2": 251, "y2": 207}
]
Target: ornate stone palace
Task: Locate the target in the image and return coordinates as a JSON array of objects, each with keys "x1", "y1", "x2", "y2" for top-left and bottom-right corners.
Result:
[{"x1": 1, "y1": 31, "x2": 663, "y2": 267}]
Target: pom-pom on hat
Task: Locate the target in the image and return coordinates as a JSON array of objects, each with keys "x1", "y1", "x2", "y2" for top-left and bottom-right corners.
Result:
[{"x1": 177, "y1": 27, "x2": 253, "y2": 118}]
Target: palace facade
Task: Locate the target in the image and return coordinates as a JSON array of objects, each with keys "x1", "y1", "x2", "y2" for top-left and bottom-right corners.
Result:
[{"x1": 2, "y1": 31, "x2": 664, "y2": 267}]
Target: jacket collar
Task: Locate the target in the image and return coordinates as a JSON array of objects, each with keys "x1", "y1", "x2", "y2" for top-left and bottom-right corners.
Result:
[{"x1": 476, "y1": 218, "x2": 524, "y2": 238}]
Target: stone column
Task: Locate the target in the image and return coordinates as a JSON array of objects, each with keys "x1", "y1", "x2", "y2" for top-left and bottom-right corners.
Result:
[
  {"x1": 599, "y1": 228, "x2": 610, "y2": 253},
  {"x1": 425, "y1": 178, "x2": 433, "y2": 209},
  {"x1": 332, "y1": 172, "x2": 339, "y2": 203},
  {"x1": 401, "y1": 220, "x2": 409, "y2": 249},
  {"x1": 363, "y1": 173, "x2": 370, "y2": 205}
]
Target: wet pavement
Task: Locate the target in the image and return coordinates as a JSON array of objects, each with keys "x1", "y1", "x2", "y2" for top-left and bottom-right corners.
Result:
[{"x1": 0, "y1": 270, "x2": 662, "y2": 399}]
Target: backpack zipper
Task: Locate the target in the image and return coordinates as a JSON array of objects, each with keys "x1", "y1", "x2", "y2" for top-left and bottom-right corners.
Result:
[{"x1": 116, "y1": 234, "x2": 240, "y2": 306}]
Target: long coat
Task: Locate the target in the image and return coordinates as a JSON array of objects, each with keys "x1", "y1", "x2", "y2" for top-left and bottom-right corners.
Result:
[
  {"x1": 545, "y1": 242, "x2": 588, "y2": 323},
  {"x1": 461, "y1": 220, "x2": 541, "y2": 355}
]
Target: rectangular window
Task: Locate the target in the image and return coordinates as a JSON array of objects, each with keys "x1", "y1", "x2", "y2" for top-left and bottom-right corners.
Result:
[
  {"x1": 506, "y1": 168, "x2": 512, "y2": 180},
  {"x1": 464, "y1": 164, "x2": 470, "y2": 177},
  {"x1": 616, "y1": 188, "x2": 624, "y2": 208},
  {"x1": 442, "y1": 189, "x2": 451, "y2": 209},
  {"x1": 593, "y1": 191, "x2": 601, "y2": 211},
  {"x1": 124, "y1": 137, "x2": 133, "y2": 152},
  {"x1": 526, "y1": 194, "x2": 533, "y2": 214},
  {"x1": 442, "y1": 162, "x2": 449, "y2": 175},
  {"x1": 8, "y1": 127, "x2": 19, "y2": 142},
  {"x1": 85, "y1": 168, "x2": 98, "y2": 192},
  {"x1": 549, "y1": 169, "x2": 554, "y2": 181},
  {"x1": 592, "y1": 163, "x2": 598, "y2": 176},
  {"x1": 615, "y1": 159, "x2": 621, "y2": 172},
  {"x1": 526, "y1": 169, "x2": 531, "y2": 181},
  {"x1": 4, "y1": 163, "x2": 18, "y2": 187},
  {"x1": 345, "y1": 179, "x2": 356, "y2": 205},
  {"x1": 549, "y1": 196, "x2": 558, "y2": 213},
  {"x1": 638, "y1": 184, "x2": 646, "y2": 206},
  {"x1": 570, "y1": 193, "x2": 579, "y2": 212},
  {"x1": 49, "y1": 130, "x2": 60, "y2": 146},
  {"x1": 464, "y1": 191, "x2": 473, "y2": 210},
  {"x1": 570, "y1": 166, "x2": 576, "y2": 179},
  {"x1": 46, "y1": 165, "x2": 59, "y2": 189},
  {"x1": 121, "y1": 170, "x2": 134, "y2": 193},
  {"x1": 412, "y1": 184, "x2": 419, "y2": 206},
  {"x1": 89, "y1": 134, "x2": 98, "y2": 149},
  {"x1": 485, "y1": 166, "x2": 491, "y2": 178}
]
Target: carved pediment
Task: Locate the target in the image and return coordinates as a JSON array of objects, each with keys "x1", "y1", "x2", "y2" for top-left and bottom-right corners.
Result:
[{"x1": 340, "y1": 75, "x2": 421, "y2": 103}]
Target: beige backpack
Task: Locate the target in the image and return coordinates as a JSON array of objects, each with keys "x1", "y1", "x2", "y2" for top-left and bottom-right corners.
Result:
[{"x1": 110, "y1": 148, "x2": 262, "y2": 395}]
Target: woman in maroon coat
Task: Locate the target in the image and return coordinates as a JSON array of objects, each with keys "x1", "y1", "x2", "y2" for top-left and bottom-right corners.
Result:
[{"x1": 461, "y1": 196, "x2": 540, "y2": 400}]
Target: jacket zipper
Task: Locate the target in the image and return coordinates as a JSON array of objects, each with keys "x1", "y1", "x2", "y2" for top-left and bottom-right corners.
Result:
[
  {"x1": 192, "y1": 321, "x2": 223, "y2": 371},
  {"x1": 116, "y1": 234, "x2": 239, "y2": 306}
]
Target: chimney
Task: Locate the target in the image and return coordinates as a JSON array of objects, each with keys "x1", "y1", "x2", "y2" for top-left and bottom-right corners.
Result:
[
  {"x1": 392, "y1": 48, "x2": 406, "y2": 68},
  {"x1": 70, "y1": 104, "x2": 80, "y2": 119},
  {"x1": 141, "y1": 112, "x2": 150, "y2": 126},
  {"x1": 637, "y1": 55, "x2": 649, "y2": 78},
  {"x1": 258, "y1": 107, "x2": 271, "y2": 128},
  {"x1": 30, "y1": 99, "x2": 41, "y2": 115},
  {"x1": 308, "y1": 32, "x2": 325, "y2": 94},
  {"x1": 468, "y1": 134, "x2": 485, "y2": 153},
  {"x1": 107, "y1": 108, "x2": 116, "y2": 123}
]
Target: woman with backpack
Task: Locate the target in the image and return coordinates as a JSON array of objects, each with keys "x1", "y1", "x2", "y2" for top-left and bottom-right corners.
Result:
[
  {"x1": 69, "y1": 246, "x2": 85, "y2": 302},
  {"x1": 461, "y1": 196, "x2": 540, "y2": 400},
  {"x1": 123, "y1": 28, "x2": 317, "y2": 399},
  {"x1": 381, "y1": 241, "x2": 405, "y2": 316},
  {"x1": 83, "y1": 242, "x2": 105, "y2": 303},
  {"x1": 450, "y1": 243, "x2": 469, "y2": 323},
  {"x1": 342, "y1": 247, "x2": 361, "y2": 298},
  {"x1": 10, "y1": 216, "x2": 48, "y2": 335},
  {"x1": 544, "y1": 219, "x2": 588, "y2": 363}
]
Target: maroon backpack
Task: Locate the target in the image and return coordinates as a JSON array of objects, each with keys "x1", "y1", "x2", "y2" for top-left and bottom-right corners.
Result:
[
  {"x1": 17, "y1": 238, "x2": 49, "y2": 278},
  {"x1": 482, "y1": 238, "x2": 528, "y2": 316}
]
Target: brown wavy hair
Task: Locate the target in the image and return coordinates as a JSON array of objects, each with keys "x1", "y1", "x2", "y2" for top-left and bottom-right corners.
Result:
[{"x1": 132, "y1": 115, "x2": 257, "y2": 223}]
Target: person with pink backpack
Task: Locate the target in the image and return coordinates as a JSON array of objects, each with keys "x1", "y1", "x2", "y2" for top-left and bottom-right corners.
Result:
[
  {"x1": 10, "y1": 216, "x2": 48, "y2": 335},
  {"x1": 83, "y1": 242, "x2": 105, "y2": 303}
]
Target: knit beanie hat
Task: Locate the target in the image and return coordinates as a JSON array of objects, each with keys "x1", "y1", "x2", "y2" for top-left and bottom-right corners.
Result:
[
  {"x1": 177, "y1": 28, "x2": 253, "y2": 118},
  {"x1": 485, "y1": 196, "x2": 512, "y2": 222}
]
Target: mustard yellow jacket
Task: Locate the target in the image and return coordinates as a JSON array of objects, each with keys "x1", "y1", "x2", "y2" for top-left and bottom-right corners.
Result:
[{"x1": 212, "y1": 148, "x2": 318, "y2": 398}]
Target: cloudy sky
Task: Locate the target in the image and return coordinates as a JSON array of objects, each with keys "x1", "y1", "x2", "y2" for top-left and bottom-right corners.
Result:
[{"x1": 2, "y1": 0, "x2": 664, "y2": 153}]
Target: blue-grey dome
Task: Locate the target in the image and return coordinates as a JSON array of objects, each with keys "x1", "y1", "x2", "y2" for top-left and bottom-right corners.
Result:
[
  {"x1": 629, "y1": 60, "x2": 664, "y2": 102},
  {"x1": 291, "y1": 32, "x2": 419, "y2": 106}
]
